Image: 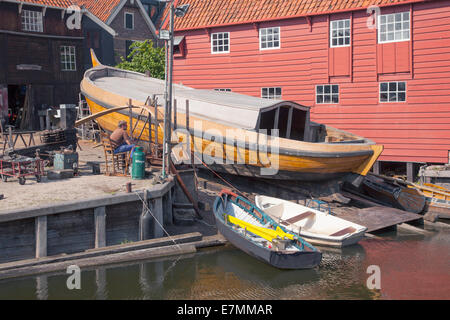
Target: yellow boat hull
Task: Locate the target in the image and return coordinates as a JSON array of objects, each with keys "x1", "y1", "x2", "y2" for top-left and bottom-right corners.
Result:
[{"x1": 80, "y1": 53, "x2": 383, "y2": 181}]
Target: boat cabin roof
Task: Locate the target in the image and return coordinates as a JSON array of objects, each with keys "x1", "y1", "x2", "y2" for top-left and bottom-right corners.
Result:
[{"x1": 84, "y1": 67, "x2": 310, "y2": 131}]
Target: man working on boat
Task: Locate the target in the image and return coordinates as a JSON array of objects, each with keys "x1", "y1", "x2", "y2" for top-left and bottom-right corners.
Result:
[{"x1": 110, "y1": 120, "x2": 136, "y2": 158}]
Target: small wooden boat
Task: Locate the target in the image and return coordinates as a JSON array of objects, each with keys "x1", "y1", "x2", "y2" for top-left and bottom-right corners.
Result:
[
  {"x1": 79, "y1": 50, "x2": 383, "y2": 182},
  {"x1": 408, "y1": 183, "x2": 450, "y2": 219},
  {"x1": 255, "y1": 195, "x2": 367, "y2": 248},
  {"x1": 362, "y1": 174, "x2": 426, "y2": 214},
  {"x1": 213, "y1": 189, "x2": 322, "y2": 269}
]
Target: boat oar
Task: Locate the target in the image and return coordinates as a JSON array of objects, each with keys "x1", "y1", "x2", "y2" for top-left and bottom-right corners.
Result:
[{"x1": 227, "y1": 214, "x2": 294, "y2": 242}]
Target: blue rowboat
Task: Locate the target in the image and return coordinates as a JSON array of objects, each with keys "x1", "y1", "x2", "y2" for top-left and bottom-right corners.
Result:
[{"x1": 213, "y1": 189, "x2": 322, "y2": 269}]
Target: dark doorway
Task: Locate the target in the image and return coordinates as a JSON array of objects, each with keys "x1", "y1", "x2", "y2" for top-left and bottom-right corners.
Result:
[{"x1": 7, "y1": 85, "x2": 26, "y2": 127}]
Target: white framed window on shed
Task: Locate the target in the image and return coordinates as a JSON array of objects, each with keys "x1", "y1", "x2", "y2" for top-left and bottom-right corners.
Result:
[
  {"x1": 60, "y1": 46, "x2": 76, "y2": 71},
  {"x1": 22, "y1": 9, "x2": 43, "y2": 32},
  {"x1": 261, "y1": 87, "x2": 282, "y2": 99},
  {"x1": 316, "y1": 84, "x2": 339, "y2": 104},
  {"x1": 330, "y1": 19, "x2": 350, "y2": 47},
  {"x1": 214, "y1": 88, "x2": 232, "y2": 92},
  {"x1": 378, "y1": 12, "x2": 410, "y2": 43},
  {"x1": 379, "y1": 81, "x2": 406, "y2": 102},
  {"x1": 124, "y1": 12, "x2": 134, "y2": 30},
  {"x1": 211, "y1": 32, "x2": 230, "y2": 54},
  {"x1": 260, "y1": 27, "x2": 280, "y2": 50}
]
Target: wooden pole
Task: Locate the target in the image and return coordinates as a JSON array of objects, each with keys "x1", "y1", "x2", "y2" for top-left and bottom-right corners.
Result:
[
  {"x1": 154, "y1": 104, "x2": 159, "y2": 157},
  {"x1": 128, "y1": 98, "x2": 132, "y2": 137},
  {"x1": 173, "y1": 99, "x2": 177, "y2": 130}
]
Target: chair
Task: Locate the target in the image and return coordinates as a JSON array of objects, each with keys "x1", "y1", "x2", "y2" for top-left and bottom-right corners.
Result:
[{"x1": 100, "y1": 132, "x2": 130, "y2": 176}]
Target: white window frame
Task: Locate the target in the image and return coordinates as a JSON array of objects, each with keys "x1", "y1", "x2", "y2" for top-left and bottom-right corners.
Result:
[
  {"x1": 261, "y1": 87, "x2": 282, "y2": 99},
  {"x1": 316, "y1": 84, "x2": 339, "y2": 104},
  {"x1": 330, "y1": 19, "x2": 350, "y2": 48},
  {"x1": 214, "y1": 88, "x2": 232, "y2": 92},
  {"x1": 379, "y1": 81, "x2": 406, "y2": 103},
  {"x1": 124, "y1": 12, "x2": 134, "y2": 30},
  {"x1": 211, "y1": 32, "x2": 230, "y2": 54},
  {"x1": 259, "y1": 27, "x2": 280, "y2": 50},
  {"x1": 378, "y1": 12, "x2": 410, "y2": 44},
  {"x1": 22, "y1": 9, "x2": 43, "y2": 32},
  {"x1": 60, "y1": 46, "x2": 76, "y2": 71}
]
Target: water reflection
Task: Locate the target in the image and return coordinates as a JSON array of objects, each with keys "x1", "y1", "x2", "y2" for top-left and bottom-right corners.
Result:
[{"x1": 0, "y1": 228, "x2": 448, "y2": 300}]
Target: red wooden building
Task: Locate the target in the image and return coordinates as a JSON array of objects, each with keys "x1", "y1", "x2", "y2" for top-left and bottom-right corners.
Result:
[{"x1": 169, "y1": 0, "x2": 450, "y2": 175}]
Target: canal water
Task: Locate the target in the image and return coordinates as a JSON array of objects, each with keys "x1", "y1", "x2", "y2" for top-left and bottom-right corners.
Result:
[{"x1": 0, "y1": 228, "x2": 449, "y2": 300}]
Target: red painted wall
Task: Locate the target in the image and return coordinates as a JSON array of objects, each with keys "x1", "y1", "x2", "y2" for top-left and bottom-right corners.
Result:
[{"x1": 173, "y1": 1, "x2": 450, "y2": 164}]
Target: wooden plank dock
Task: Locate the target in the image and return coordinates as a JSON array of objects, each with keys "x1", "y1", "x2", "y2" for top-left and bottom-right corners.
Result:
[
  {"x1": 335, "y1": 206, "x2": 423, "y2": 233},
  {"x1": 196, "y1": 172, "x2": 426, "y2": 234}
]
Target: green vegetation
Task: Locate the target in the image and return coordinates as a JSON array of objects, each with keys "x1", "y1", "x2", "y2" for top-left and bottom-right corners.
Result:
[{"x1": 116, "y1": 40, "x2": 165, "y2": 80}]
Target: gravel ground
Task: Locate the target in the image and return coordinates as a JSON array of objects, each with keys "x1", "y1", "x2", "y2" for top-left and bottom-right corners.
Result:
[{"x1": 0, "y1": 140, "x2": 162, "y2": 212}]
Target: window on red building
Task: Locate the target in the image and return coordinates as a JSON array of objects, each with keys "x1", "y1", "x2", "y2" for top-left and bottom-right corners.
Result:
[
  {"x1": 262, "y1": 87, "x2": 282, "y2": 99},
  {"x1": 330, "y1": 19, "x2": 350, "y2": 47},
  {"x1": 211, "y1": 32, "x2": 230, "y2": 53},
  {"x1": 378, "y1": 12, "x2": 410, "y2": 43},
  {"x1": 379, "y1": 81, "x2": 406, "y2": 102},
  {"x1": 259, "y1": 27, "x2": 280, "y2": 50},
  {"x1": 316, "y1": 85, "x2": 339, "y2": 104}
]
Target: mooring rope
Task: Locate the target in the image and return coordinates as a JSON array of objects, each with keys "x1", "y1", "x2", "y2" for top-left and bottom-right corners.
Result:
[
  {"x1": 134, "y1": 191, "x2": 183, "y2": 251},
  {"x1": 134, "y1": 191, "x2": 188, "y2": 282}
]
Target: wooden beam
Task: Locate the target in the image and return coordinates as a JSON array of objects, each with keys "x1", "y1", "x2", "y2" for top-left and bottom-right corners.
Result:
[
  {"x1": 306, "y1": 16, "x2": 312, "y2": 31},
  {"x1": 94, "y1": 206, "x2": 106, "y2": 248},
  {"x1": 407, "y1": 162, "x2": 414, "y2": 182},
  {"x1": 153, "y1": 197, "x2": 164, "y2": 238},
  {"x1": 286, "y1": 107, "x2": 293, "y2": 139},
  {"x1": 373, "y1": 161, "x2": 380, "y2": 175},
  {"x1": 35, "y1": 216, "x2": 47, "y2": 258}
]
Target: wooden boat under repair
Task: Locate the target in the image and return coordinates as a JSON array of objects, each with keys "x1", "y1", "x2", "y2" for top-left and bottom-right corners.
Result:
[
  {"x1": 408, "y1": 183, "x2": 450, "y2": 218},
  {"x1": 80, "y1": 50, "x2": 383, "y2": 181},
  {"x1": 362, "y1": 174, "x2": 426, "y2": 214},
  {"x1": 255, "y1": 195, "x2": 367, "y2": 248},
  {"x1": 213, "y1": 190, "x2": 322, "y2": 269}
]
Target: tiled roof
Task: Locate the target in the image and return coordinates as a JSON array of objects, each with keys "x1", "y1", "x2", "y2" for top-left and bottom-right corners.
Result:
[
  {"x1": 170, "y1": 0, "x2": 427, "y2": 31},
  {"x1": 72, "y1": 0, "x2": 124, "y2": 22},
  {"x1": 14, "y1": 0, "x2": 75, "y2": 9}
]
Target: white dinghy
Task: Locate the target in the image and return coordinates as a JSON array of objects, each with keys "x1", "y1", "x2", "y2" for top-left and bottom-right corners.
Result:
[{"x1": 255, "y1": 195, "x2": 367, "y2": 248}]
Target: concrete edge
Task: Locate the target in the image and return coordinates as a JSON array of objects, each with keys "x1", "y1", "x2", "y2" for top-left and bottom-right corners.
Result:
[{"x1": 0, "y1": 180, "x2": 174, "y2": 223}]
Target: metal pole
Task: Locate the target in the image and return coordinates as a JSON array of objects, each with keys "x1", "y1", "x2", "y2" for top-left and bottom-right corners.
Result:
[
  {"x1": 161, "y1": 14, "x2": 170, "y2": 179},
  {"x1": 167, "y1": 3, "x2": 175, "y2": 177}
]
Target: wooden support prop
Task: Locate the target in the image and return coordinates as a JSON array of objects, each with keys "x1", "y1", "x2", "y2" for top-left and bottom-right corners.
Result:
[
  {"x1": 75, "y1": 105, "x2": 142, "y2": 127},
  {"x1": 407, "y1": 162, "x2": 414, "y2": 182},
  {"x1": 373, "y1": 161, "x2": 380, "y2": 175},
  {"x1": 128, "y1": 99, "x2": 133, "y2": 137},
  {"x1": 148, "y1": 112, "x2": 152, "y2": 155},
  {"x1": 135, "y1": 114, "x2": 150, "y2": 145},
  {"x1": 94, "y1": 206, "x2": 106, "y2": 248},
  {"x1": 131, "y1": 108, "x2": 144, "y2": 137},
  {"x1": 154, "y1": 104, "x2": 159, "y2": 156},
  {"x1": 35, "y1": 216, "x2": 47, "y2": 258},
  {"x1": 170, "y1": 161, "x2": 202, "y2": 219}
]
